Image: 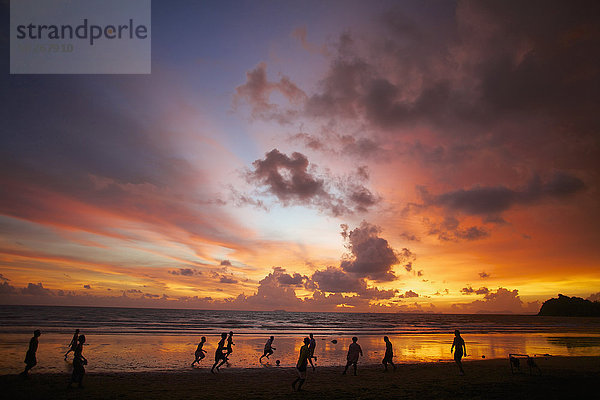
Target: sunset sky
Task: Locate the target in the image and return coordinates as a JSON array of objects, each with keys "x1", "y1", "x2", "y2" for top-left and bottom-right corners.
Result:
[{"x1": 1, "y1": 0, "x2": 599, "y2": 313}]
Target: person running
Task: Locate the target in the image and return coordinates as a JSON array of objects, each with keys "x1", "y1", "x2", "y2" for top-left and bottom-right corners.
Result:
[
  {"x1": 451, "y1": 329, "x2": 467, "y2": 375},
  {"x1": 224, "y1": 331, "x2": 234, "y2": 361},
  {"x1": 211, "y1": 333, "x2": 228, "y2": 373},
  {"x1": 68, "y1": 334, "x2": 87, "y2": 389},
  {"x1": 64, "y1": 329, "x2": 80, "y2": 360},
  {"x1": 20, "y1": 329, "x2": 41, "y2": 379},
  {"x1": 292, "y1": 337, "x2": 310, "y2": 392},
  {"x1": 342, "y1": 336, "x2": 362, "y2": 376},
  {"x1": 382, "y1": 336, "x2": 396, "y2": 372},
  {"x1": 259, "y1": 336, "x2": 276, "y2": 362},
  {"x1": 191, "y1": 336, "x2": 207, "y2": 367},
  {"x1": 308, "y1": 333, "x2": 317, "y2": 371}
]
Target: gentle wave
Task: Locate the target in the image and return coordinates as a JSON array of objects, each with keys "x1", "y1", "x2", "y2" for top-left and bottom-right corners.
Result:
[{"x1": 1, "y1": 305, "x2": 600, "y2": 336}]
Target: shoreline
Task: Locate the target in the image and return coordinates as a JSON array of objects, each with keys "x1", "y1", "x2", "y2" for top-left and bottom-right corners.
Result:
[{"x1": 2, "y1": 356, "x2": 599, "y2": 399}]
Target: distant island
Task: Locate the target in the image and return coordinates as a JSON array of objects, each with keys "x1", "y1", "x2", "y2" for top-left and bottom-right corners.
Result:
[{"x1": 538, "y1": 294, "x2": 600, "y2": 317}]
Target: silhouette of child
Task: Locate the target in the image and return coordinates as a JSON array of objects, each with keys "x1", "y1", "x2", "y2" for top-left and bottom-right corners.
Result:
[
  {"x1": 451, "y1": 329, "x2": 467, "y2": 375},
  {"x1": 64, "y1": 329, "x2": 80, "y2": 360},
  {"x1": 211, "y1": 333, "x2": 228, "y2": 373},
  {"x1": 191, "y1": 336, "x2": 207, "y2": 367},
  {"x1": 382, "y1": 336, "x2": 396, "y2": 372},
  {"x1": 342, "y1": 337, "x2": 362, "y2": 376},
  {"x1": 292, "y1": 337, "x2": 310, "y2": 391},
  {"x1": 259, "y1": 336, "x2": 276, "y2": 362},
  {"x1": 20, "y1": 329, "x2": 41, "y2": 378},
  {"x1": 68, "y1": 334, "x2": 87, "y2": 388}
]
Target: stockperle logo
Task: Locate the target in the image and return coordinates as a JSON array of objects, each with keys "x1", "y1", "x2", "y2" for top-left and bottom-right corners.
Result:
[{"x1": 10, "y1": 0, "x2": 151, "y2": 74}]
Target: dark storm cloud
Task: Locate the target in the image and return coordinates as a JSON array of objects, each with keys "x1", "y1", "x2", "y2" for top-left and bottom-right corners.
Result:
[
  {"x1": 244, "y1": 149, "x2": 379, "y2": 216},
  {"x1": 339, "y1": 221, "x2": 409, "y2": 281},
  {"x1": 304, "y1": 0, "x2": 600, "y2": 136},
  {"x1": 419, "y1": 172, "x2": 585, "y2": 216}
]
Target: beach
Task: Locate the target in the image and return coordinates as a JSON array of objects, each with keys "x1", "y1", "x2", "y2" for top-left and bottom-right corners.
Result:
[{"x1": 2, "y1": 356, "x2": 598, "y2": 399}]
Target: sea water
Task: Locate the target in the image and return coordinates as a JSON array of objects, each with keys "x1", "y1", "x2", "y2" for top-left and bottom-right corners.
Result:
[{"x1": 1, "y1": 305, "x2": 600, "y2": 373}]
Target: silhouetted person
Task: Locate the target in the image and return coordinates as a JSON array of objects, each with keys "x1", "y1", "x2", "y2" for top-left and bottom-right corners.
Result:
[
  {"x1": 342, "y1": 337, "x2": 362, "y2": 376},
  {"x1": 191, "y1": 336, "x2": 207, "y2": 367},
  {"x1": 308, "y1": 333, "x2": 316, "y2": 371},
  {"x1": 451, "y1": 329, "x2": 466, "y2": 375},
  {"x1": 211, "y1": 333, "x2": 228, "y2": 373},
  {"x1": 68, "y1": 334, "x2": 87, "y2": 388},
  {"x1": 20, "y1": 329, "x2": 41, "y2": 378},
  {"x1": 382, "y1": 336, "x2": 396, "y2": 372},
  {"x1": 64, "y1": 329, "x2": 80, "y2": 360},
  {"x1": 292, "y1": 337, "x2": 310, "y2": 392},
  {"x1": 259, "y1": 336, "x2": 275, "y2": 362},
  {"x1": 224, "y1": 331, "x2": 234, "y2": 361}
]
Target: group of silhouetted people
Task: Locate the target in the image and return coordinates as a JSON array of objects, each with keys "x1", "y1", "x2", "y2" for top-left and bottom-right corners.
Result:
[
  {"x1": 20, "y1": 328, "x2": 88, "y2": 388},
  {"x1": 19, "y1": 328, "x2": 469, "y2": 391},
  {"x1": 210, "y1": 331, "x2": 235, "y2": 373}
]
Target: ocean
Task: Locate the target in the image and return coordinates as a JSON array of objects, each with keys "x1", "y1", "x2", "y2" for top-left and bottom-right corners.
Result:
[{"x1": 1, "y1": 305, "x2": 600, "y2": 374}]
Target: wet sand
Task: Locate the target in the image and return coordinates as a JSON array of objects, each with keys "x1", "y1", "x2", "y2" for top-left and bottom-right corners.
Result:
[
  {"x1": 3, "y1": 332, "x2": 600, "y2": 373},
  {"x1": 2, "y1": 356, "x2": 598, "y2": 399}
]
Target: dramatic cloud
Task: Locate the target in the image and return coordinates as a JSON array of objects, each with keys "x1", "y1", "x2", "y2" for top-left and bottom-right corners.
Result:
[
  {"x1": 340, "y1": 221, "x2": 409, "y2": 281},
  {"x1": 453, "y1": 288, "x2": 540, "y2": 314},
  {"x1": 274, "y1": 268, "x2": 308, "y2": 287},
  {"x1": 460, "y1": 286, "x2": 490, "y2": 295},
  {"x1": 302, "y1": 0, "x2": 600, "y2": 140},
  {"x1": 0, "y1": 281, "x2": 16, "y2": 295},
  {"x1": 418, "y1": 173, "x2": 585, "y2": 217},
  {"x1": 244, "y1": 149, "x2": 379, "y2": 216},
  {"x1": 311, "y1": 266, "x2": 364, "y2": 293},
  {"x1": 21, "y1": 283, "x2": 52, "y2": 296},
  {"x1": 234, "y1": 62, "x2": 306, "y2": 123},
  {"x1": 399, "y1": 290, "x2": 419, "y2": 298}
]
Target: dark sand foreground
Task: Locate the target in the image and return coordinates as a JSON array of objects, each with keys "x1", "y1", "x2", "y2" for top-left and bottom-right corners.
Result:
[{"x1": 2, "y1": 357, "x2": 598, "y2": 399}]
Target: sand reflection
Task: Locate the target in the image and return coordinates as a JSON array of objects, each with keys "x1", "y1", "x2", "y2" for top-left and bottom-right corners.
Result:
[{"x1": 2, "y1": 332, "x2": 600, "y2": 374}]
